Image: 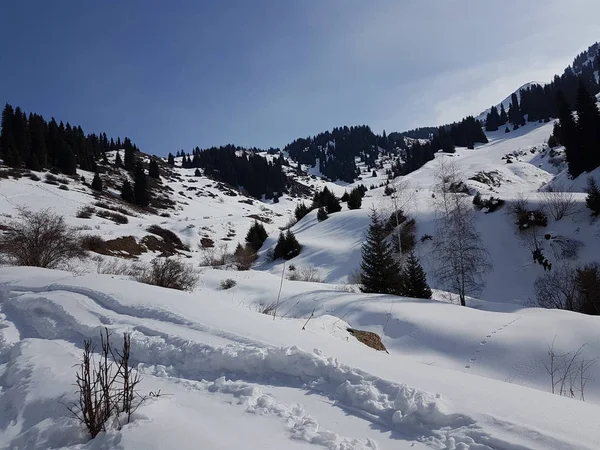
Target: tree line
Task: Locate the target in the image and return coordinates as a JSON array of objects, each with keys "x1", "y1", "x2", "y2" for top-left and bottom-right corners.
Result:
[{"x1": 0, "y1": 104, "x2": 140, "y2": 175}]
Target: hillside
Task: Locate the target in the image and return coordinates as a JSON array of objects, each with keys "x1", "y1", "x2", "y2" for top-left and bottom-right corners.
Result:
[{"x1": 2, "y1": 38, "x2": 600, "y2": 450}]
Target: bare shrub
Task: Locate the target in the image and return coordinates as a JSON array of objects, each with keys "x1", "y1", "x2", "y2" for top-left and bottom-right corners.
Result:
[
  {"x1": 287, "y1": 265, "x2": 323, "y2": 282},
  {"x1": 347, "y1": 269, "x2": 363, "y2": 285},
  {"x1": 96, "y1": 209, "x2": 129, "y2": 225},
  {"x1": 541, "y1": 188, "x2": 577, "y2": 221},
  {"x1": 93, "y1": 256, "x2": 137, "y2": 276},
  {"x1": 232, "y1": 244, "x2": 256, "y2": 270},
  {"x1": 0, "y1": 208, "x2": 85, "y2": 268},
  {"x1": 77, "y1": 206, "x2": 96, "y2": 219},
  {"x1": 547, "y1": 235, "x2": 583, "y2": 261},
  {"x1": 136, "y1": 257, "x2": 198, "y2": 291},
  {"x1": 199, "y1": 243, "x2": 229, "y2": 267},
  {"x1": 220, "y1": 278, "x2": 237, "y2": 290},
  {"x1": 258, "y1": 302, "x2": 277, "y2": 316},
  {"x1": 66, "y1": 328, "x2": 144, "y2": 438},
  {"x1": 544, "y1": 338, "x2": 597, "y2": 401},
  {"x1": 535, "y1": 264, "x2": 578, "y2": 310},
  {"x1": 535, "y1": 262, "x2": 600, "y2": 314}
]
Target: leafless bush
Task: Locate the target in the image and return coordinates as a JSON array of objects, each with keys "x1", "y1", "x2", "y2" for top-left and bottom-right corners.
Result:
[
  {"x1": 547, "y1": 235, "x2": 583, "y2": 261},
  {"x1": 544, "y1": 337, "x2": 597, "y2": 401},
  {"x1": 66, "y1": 328, "x2": 144, "y2": 439},
  {"x1": 96, "y1": 209, "x2": 129, "y2": 225},
  {"x1": 287, "y1": 265, "x2": 323, "y2": 282},
  {"x1": 136, "y1": 257, "x2": 198, "y2": 291},
  {"x1": 348, "y1": 269, "x2": 363, "y2": 285},
  {"x1": 93, "y1": 256, "x2": 139, "y2": 276},
  {"x1": 535, "y1": 264, "x2": 578, "y2": 310},
  {"x1": 0, "y1": 208, "x2": 86, "y2": 268},
  {"x1": 232, "y1": 244, "x2": 256, "y2": 270},
  {"x1": 77, "y1": 206, "x2": 96, "y2": 219},
  {"x1": 220, "y1": 278, "x2": 237, "y2": 290},
  {"x1": 535, "y1": 262, "x2": 600, "y2": 314},
  {"x1": 259, "y1": 302, "x2": 277, "y2": 316},
  {"x1": 199, "y1": 243, "x2": 230, "y2": 267},
  {"x1": 541, "y1": 189, "x2": 577, "y2": 221}
]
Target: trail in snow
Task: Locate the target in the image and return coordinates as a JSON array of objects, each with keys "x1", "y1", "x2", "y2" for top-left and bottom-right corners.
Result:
[{"x1": 0, "y1": 281, "x2": 553, "y2": 450}]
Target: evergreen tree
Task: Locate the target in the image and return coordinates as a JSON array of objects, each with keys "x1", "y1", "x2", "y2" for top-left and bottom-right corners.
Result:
[
  {"x1": 57, "y1": 139, "x2": 77, "y2": 175},
  {"x1": 115, "y1": 150, "x2": 123, "y2": 168},
  {"x1": 0, "y1": 104, "x2": 19, "y2": 167},
  {"x1": 575, "y1": 81, "x2": 600, "y2": 172},
  {"x1": 585, "y1": 177, "x2": 600, "y2": 216},
  {"x1": 400, "y1": 252, "x2": 432, "y2": 299},
  {"x1": 347, "y1": 188, "x2": 362, "y2": 209},
  {"x1": 133, "y1": 162, "x2": 149, "y2": 207},
  {"x1": 245, "y1": 221, "x2": 268, "y2": 252},
  {"x1": 194, "y1": 168, "x2": 201, "y2": 176},
  {"x1": 557, "y1": 90, "x2": 585, "y2": 177},
  {"x1": 28, "y1": 114, "x2": 47, "y2": 170},
  {"x1": 317, "y1": 207, "x2": 328, "y2": 221},
  {"x1": 313, "y1": 187, "x2": 341, "y2": 213},
  {"x1": 508, "y1": 93, "x2": 526, "y2": 126},
  {"x1": 148, "y1": 159, "x2": 160, "y2": 179},
  {"x1": 294, "y1": 203, "x2": 311, "y2": 221},
  {"x1": 121, "y1": 179, "x2": 134, "y2": 203},
  {"x1": 124, "y1": 142, "x2": 135, "y2": 171},
  {"x1": 485, "y1": 106, "x2": 500, "y2": 131},
  {"x1": 167, "y1": 153, "x2": 175, "y2": 166},
  {"x1": 360, "y1": 209, "x2": 403, "y2": 295},
  {"x1": 273, "y1": 230, "x2": 301, "y2": 260},
  {"x1": 91, "y1": 172, "x2": 103, "y2": 192},
  {"x1": 499, "y1": 103, "x2": 508, "y2": 125}
]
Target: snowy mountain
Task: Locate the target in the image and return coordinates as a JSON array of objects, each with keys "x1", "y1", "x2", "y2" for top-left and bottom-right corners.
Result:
[
  {"x1": 475, "y1": 81, "x2": 545, "y2": 122},
  {"x1": 2, "y1": 43, "x2": 600, "y2": 450}
]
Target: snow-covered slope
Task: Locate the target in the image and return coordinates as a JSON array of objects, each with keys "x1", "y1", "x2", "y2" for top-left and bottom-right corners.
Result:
[
  {"x1": 476, "y1": 82, "x2": 545, "y2": 122},
  {"x1": 1, "y1": 267, "x2": 600, "y2": 449}
]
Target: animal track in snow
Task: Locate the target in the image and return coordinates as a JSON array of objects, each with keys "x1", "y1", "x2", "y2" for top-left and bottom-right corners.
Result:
[{"x1": 465, "y1": 316, "x2": 522, "y2": 369}]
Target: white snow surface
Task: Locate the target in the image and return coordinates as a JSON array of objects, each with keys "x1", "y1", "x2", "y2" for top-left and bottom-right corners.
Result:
[
  {"x1": 1, "y1": 267, "x2": 599, "y2": 450},
  {"x1": 1, "y1": 119, "x2": 600, "y2": 449}
]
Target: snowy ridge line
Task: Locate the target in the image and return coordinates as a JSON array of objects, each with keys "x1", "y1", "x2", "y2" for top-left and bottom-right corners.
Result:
[{"x1": 0, "y1": 283, "x2": 544, "y2": 449}]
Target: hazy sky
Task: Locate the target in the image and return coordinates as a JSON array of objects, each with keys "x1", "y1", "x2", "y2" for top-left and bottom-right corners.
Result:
[{"x1": 1, "y1": 1, "x2": 599, "y2": 155}]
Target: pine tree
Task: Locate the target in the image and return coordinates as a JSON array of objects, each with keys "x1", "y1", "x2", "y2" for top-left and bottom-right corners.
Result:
[
  {"x1": 499, "y1": 103, "x2": 508, "y2": 125},
  {"x1": 194, "y1": 168, "x2": 201, "y2": 176},
  {"x1": 360, "y1": 209, "x2": 403, "y2": 295},
  {"x1": 273, "y1": 230, "x2": 301, "y2": 260},
  {"x1": 575, "y1": 81, "x2": 600, "y2": 172},
  {"x1": 585, "y1": 177, "x2": 600, "y2": 216},
  {"x1": 317, "y1": 207, "x2": 328, "y2": 221},
  {"x1": 557, "y1": 90, "x2": 585, "y2": 177},
  {"x1": 133, "y1": 162, "x2": 149, "y2": 207},
  {"x1": 294, "y1": 202, "x2": 311, "y2": 221},
  {"x1": 347, "y1": 188, "x2": 362, "y2": 209},
  {"x1": 91, "y1": 172, "x2": 103, "y2": 192},
  {"x1": 148, "y1": 159, "x2": 160, "y2": 178},
  {"x1": 0, "y1": 104, "x2": 19, "y2": 167},
  {"x1": 28, "y1": 114, "x2": 47, "y2": 170},
  {"x1": 400, "y1": 252, "x2": 432, "y2": 299},
  {"x1": 121, "y1": 179, "x2": 134, "y2": 203},
  {"x1": 485, "y1": 106, "x2": 500, "y2": 131},
  {"x1": 124, "y1": 142, "x2": 135, "y2": 171},
  {"x1": 115, "y1": 150, "x2": 123, "y2": 168},
  {"x1": 245, "y1": 221, "x2": 268, "y2": 252},
  {"x1": 167, "y1": 153, "x2": 175, "y2": 166}
]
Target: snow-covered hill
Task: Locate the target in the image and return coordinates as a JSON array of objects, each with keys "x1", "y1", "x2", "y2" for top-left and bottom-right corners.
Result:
[
  {"x1": 2, "y1": 108, "x2": 600, "y2": 449},
  {"x1": 1, "y1": 267, "x2": 600, "y2": 449}
]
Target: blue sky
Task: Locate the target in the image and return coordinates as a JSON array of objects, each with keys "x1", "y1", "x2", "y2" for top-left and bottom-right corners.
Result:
[{"x1": 1, "y1": 1, "x2": 599, "y2": 156}]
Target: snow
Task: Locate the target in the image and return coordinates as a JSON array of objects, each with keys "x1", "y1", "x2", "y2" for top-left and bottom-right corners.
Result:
[
  {"x1": 1, "y1": 267, "x2": 600, "y2": 449},
  {"x1": 2, "y1": 115, "x2": 600, "y2": 448}
]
